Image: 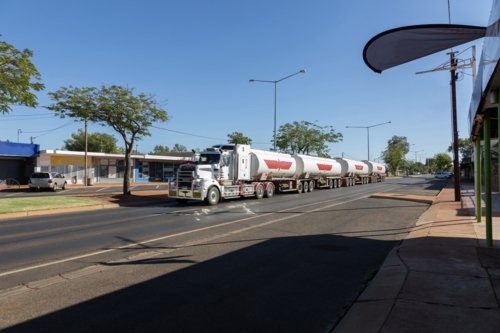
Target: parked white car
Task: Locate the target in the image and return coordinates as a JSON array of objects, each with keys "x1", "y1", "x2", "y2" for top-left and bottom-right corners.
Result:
[
  {"x1": 434, "y1": 172, "x2": 452, "y2": 179},
  {"x1": 29, "y1": 172, "x2": 68, "y2": 192}
]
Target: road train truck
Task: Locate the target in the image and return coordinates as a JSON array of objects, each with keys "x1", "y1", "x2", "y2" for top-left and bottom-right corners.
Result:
[{"x1": 169, "y1": 144, "x2": 386, "y2": 205}]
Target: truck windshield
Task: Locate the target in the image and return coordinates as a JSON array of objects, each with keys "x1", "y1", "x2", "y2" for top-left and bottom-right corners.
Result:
[{"x1": 199, "y1": 154, "x2": 220, "y2": 165}]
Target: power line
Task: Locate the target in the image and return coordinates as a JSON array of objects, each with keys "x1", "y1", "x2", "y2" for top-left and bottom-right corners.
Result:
[
  {"x1": 24, "y1": 120, "x2": 75, "y2": 134},
  {"x1": 0, "y1": 116, "x2": 55, "y2": 121},
  {"x1": 1, "y1": 113, "x2": 54, "y2": 117},
  {"x1": 151, "y1": 125, "x2": 269, "y2": 144}
]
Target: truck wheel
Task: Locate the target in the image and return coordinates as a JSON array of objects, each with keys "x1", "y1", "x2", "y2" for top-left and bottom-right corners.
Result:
[
  {"x1": 265, "y1": 184, "x2": 274, "y2": 198},
  {"x1": 328, "y1": 180, "x2": 333, "y2": 189},
  {"x1": 309, "y1": 181, "x2": 314, "y2": 192},
  {"x1": 255, "y1": 184, "x2": 264, "y2": 199},
  {"x1": 205, "y1": 187, "x2": 220, "y2": 205},
  {"x1": 297, "y1": 182, "x2": 303, "y2": 194},
  {"x1": 303, "y1": 181, "x2": 309, "y2": 193}
]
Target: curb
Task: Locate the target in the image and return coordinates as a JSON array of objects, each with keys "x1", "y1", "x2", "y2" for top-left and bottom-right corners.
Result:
[
  {"x1": 370, "y1": 193, "x2": 436, "y2": 204},
  {"x1": 332, "y1": 181, "x2": 448, "y2": 332},
  {"x1": 0, "y1": 204, "x2": 120, "y2": 220}
]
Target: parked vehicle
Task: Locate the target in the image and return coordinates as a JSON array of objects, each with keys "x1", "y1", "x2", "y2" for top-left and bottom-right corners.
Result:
[
  {"x1": 434, "y1": 172, "x2": 452, "y2": 179},
  {"x1": 29, "y1": 172, "x2": 67, "y2": 192},
  {"x1": 169, "y1": 144, "x2": 387, "y2": 205}
]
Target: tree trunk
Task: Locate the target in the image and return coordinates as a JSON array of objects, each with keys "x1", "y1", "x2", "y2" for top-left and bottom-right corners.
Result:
[{"x1": 124, "y1": 145, "x2": 133, "y2": 195}]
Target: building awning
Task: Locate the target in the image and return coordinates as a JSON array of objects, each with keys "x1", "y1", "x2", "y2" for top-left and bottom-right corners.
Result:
[{"x1": 363, "y1": 24, "x2": 486, "y2": 73}]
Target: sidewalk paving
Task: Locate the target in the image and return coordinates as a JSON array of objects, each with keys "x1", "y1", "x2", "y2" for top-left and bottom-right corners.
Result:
[{"x1": 333, "y1": 181, "x2": 500, "y2": 333}]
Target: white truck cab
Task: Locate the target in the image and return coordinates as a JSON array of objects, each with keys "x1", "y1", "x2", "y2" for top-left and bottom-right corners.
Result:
[{"x1": 169, "y1": 144, "x2": 251, "y2": 205}]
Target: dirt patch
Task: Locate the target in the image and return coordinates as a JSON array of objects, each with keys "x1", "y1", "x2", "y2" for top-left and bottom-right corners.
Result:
[{"x1": 70, "y1": 191, "x2": 176, "y2": 206}]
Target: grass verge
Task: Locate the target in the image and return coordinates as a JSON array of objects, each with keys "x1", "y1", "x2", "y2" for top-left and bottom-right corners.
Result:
[{"x1": 0, "y1": 197, "x2": 100, "y2": 214}]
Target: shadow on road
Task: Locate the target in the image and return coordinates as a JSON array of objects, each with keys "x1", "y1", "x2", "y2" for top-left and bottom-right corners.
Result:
[{"x1": 4, "y1": 234, "x2": 398, "y2": 333}]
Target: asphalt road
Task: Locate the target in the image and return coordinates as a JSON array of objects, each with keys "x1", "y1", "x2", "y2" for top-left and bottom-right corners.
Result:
[
  {"x1": 0, "y1": 176, "x2": 447, "y2": 332},
  {"x1": 0, "y1": 183, "x2": 169, "y2": 198}
]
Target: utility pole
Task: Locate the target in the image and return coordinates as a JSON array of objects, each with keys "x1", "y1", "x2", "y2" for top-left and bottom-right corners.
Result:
[
  {"x1": 84, "y1": 118, "x2": 88, "y2": 186},
  {"x1": 448, "y1": 50, "x2": 461, "y2": 201},
  {"x1": 17, "y1": 129, "x2": 21, "y2": 143}
]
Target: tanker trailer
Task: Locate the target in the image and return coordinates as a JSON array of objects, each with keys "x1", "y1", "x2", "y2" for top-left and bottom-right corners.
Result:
[
  {"x1": 362, "y1": 160, "x2": 387, "y2": 183},
  {"x1": 293, "y1": 154, "x2": 342, "y2": 192},
  {"x1": 249, "y1": 149, "x2": 302, "y2": 194},
  {"x1": 333, "y1": 158, "x2": 369, "y2": 186}
]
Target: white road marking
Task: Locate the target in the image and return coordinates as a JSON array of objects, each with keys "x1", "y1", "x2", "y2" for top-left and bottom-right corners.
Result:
[
  {"x1": 5, "y1": 193, "x2": 22, "y2": 197},
  {"x1": 130, "y1": 186, "x2": 136, "y2": 190},
  {"x1": 0, "y1": 184, "x2": 400, "y2": 278},
  {"x1": 156, "y1": 185, "x2": 160, "y2": 189},
  {"x1": 95, "y1": 188, "x2": 105, "y2": 192}
]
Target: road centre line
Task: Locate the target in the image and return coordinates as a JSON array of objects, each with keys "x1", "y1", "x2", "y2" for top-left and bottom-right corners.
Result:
[
  {"x1": 95, "y1": 188, "x2": 105, "y2": 192},
  {"x1": 5, "y1": 193, "x2": 22, "y2": 197},
  {"x1": 0, "y1": 183, "x2": 403, "y2": 278}
]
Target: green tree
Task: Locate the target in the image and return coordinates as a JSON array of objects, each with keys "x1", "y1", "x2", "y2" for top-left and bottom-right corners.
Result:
[
  {"x1": 227, "y1": 132, "x2": 252, "y2": 145},
  {"x1": 447, "y1": 138, "x2": 473, "y2": 161},
  {"x1": 382, "y1": 145, "x2": 405, "y2": 175},
  {"x1": 150, "y1": 145, "x2": 170, "y2": 154},
  {"x1": 426, "y1": 158, "x2": 436, "y2": 173},
  {"x1": 62, "y1": 129, "x2": 118, "y2": 153},
  {"x1": 381, "y1": 136, "x2": 410, "y2": 175},
  {"x1": 274, "y1": 121, "x2": 342, "y2": 157},
  {"x1": 171, "y1": 143, "x2": 187, "y2": 152},
  {"x1": 46, "y1": 84, "x2": 169, "y2": 195},
  {"x1": 434, "y1": 153, "x2": 452, "y2": 171},
  {"x1": 0, "y1": 35, "x2": 44, "y2": 114},
  {"x1": 388, "y1": 135, "x2": 410, "y2": 155},
  {"x1": 0, "y1": 139, "x2": 12, "y2": 142}
]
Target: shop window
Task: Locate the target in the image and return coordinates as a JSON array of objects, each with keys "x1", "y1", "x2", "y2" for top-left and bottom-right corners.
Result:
[
  {"x1": 100, "y1": 165, "x2": 109, "y2": 178},
  {"x1": 117, "y1": 160, "x2": 125, "y2": 178},
  {"x1": 41, "y1": 165, "x2": 49, "y2": 172},
  {"x1": 139, "y1": 161, "x2": 149, "y2": 178}
]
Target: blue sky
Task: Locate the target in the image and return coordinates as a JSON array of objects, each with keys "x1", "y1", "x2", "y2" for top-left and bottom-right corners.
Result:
[{"x1": 0, "y1": 0, "x2": 493, "y2": 162}]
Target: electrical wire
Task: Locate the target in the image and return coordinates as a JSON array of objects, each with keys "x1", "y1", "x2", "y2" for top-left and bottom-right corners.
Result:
[
  {"x1": 1, "y1": 113, "x2": 54, "y2": 117},
  {"x1": 0, "y1": 116, "x2": 55, "y2": 121},
  {"x1": 33, "y1": 121, "x2": 76, "y2": 139},
  {"x1": 151, "y1": 125, "x2": 270, "y2": 144},
  {"x1": 23, "y1": 120, "x2": 75, "y2": 134}
]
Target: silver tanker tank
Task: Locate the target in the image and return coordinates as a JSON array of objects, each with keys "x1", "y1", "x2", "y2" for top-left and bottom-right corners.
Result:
[
  {"x1": 249, "y1": 149, "x2": 297, "y2": 180},
  {"x1": 334, "y1": 158, "x2": 368, "y2": 177},
  {"x1": 362, "y1": 160, "x2": 386, "y2": 175},
  {"x1": 294, "y1": 154, "x2": 342, "y2": 178}
]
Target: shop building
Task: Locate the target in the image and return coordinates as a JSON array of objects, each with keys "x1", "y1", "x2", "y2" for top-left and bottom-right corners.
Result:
[
  {"x1": 0, "y1": 142, "x2": 40, "y2": 185},
  {"x1": 35, "y1": 150, "x2": 192, "y2": 184}
]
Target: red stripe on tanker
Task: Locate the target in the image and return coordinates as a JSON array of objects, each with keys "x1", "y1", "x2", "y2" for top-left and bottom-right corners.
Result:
[
  {"x1": 263, "y1": 159, "x2": 293, "y2": 170},
  {"x1": 317, "y1": 164, "x2": 333, "y2": 171}
]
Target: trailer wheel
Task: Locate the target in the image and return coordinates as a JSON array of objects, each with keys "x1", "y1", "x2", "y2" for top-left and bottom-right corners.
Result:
[
  {"x1": 303, "y1": 181, "x2": 309, "y2": 193},
  {"x1": 309, "y1": 181, "x2": 314, "y2": 192},
  {"x1": 255, "y1": 184, "x2": 264, "y2": 199},
  {"x1": 205, "y1": 187, "x2": 220, "y2": 205},
  {"x1": 265, "y1": 184, "x2": 274, "y2": 198},
  {"x1": 297, "y1": 182, "x2": 303, "y2": 194},
  {"x1": 328, "y1": 180, "x2": 333, "y2": 189}
]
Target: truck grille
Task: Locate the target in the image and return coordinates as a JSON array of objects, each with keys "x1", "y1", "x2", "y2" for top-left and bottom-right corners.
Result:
[{"x1": 177, "y1": 171, "x2": 194, "y2": 188}]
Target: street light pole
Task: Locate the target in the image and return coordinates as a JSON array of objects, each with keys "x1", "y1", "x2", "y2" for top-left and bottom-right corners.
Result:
[
  {"x1": 17, "y1": 129, "x2": 21, "y2": 143},
  {"x1": 250, "y1": 70, "x2": 306, "y2": 151},
  {"x1": 346, "y1": 121, "x2": 391, "y2": 160}
]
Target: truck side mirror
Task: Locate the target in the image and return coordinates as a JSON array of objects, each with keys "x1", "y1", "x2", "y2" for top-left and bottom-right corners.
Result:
[{"x1": 222, "y1": 155, "x2": 230, "y2": 166}]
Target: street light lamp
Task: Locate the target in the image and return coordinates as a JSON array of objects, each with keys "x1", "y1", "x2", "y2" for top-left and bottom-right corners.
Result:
[
  {"x1": 249, "y1": 70, "x2": 306, "y2": 151},
  {"x1": 346, "y1": 121, "x2": 391, "y2": 160}
]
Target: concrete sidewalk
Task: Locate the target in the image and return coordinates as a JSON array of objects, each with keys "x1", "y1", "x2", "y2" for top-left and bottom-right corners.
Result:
[{"x1": 333, "y1": 181, "x2": 500, "y2": 333}]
